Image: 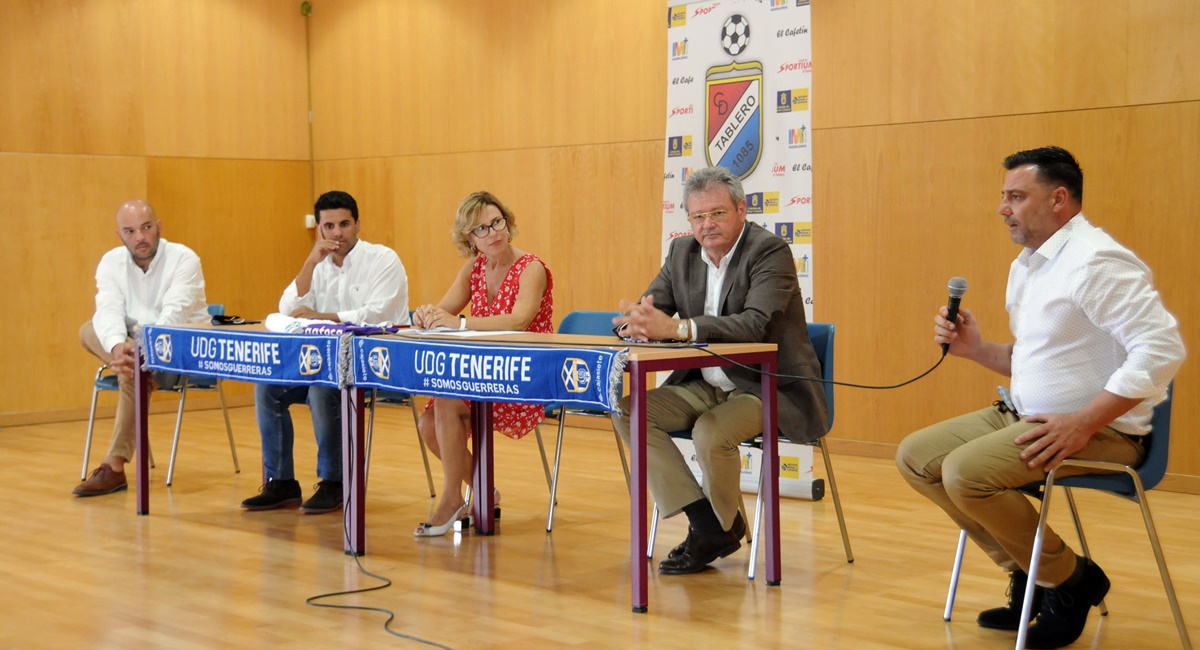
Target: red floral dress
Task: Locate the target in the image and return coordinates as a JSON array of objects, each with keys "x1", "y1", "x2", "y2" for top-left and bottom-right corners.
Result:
[{"x1": 427, "y1": 253, "x2": 554, "y2": 440}]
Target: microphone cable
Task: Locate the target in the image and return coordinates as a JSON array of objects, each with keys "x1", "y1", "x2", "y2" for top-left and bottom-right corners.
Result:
[
  {"x1": 692, "y1": 345, "x2": 949, "y2": 390},
  {"x1": 304, "y1": 394, "x2": 454, "y2": 649}
]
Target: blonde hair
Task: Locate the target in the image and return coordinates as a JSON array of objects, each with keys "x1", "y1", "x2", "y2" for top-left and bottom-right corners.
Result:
[{"x1": 451, "y1": 191, "x2": 519, "y2": 257}]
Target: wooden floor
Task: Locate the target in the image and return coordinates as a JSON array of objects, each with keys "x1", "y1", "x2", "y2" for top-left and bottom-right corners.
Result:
[{"x1": 2, "y1": 404, "x2": 1198, "y2": 649}]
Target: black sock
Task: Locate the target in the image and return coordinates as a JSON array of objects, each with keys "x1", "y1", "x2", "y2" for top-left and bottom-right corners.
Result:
[{"x1": 682, "y1": 498, "x2": 723, "y2": 533}]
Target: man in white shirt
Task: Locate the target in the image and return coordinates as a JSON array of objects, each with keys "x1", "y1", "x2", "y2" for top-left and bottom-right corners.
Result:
[
  {"x1": 75, "y1": 200, "x2": 209, "y2": 497},
  {"x1": 610, "y1": 166, "x2": 827, "y2": 575},
  {"x1": 241, "y1": 190, "x2": 409, "y2": 514},
  {"x1": 896, "y1": 147, "x2": 1185, "y2": 649}
]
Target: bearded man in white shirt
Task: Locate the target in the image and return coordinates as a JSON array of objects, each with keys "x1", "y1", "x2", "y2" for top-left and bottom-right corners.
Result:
[
  {"x1": 896, "y1": 146, "x2": 1185, "y2": 649},
  {"x1": 241, "y1": 190, "x2": 409, "y2": 515},
  {"x1": 75, "y1": 200, "x2": 210, "y2": 497}
]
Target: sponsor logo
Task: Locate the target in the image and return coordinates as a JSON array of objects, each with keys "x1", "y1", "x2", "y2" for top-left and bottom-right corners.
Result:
[
  {"x1": 682, "y1": 166, "x2": 694, "y2": 181},
  {"x1": 671, "y1": 75, "x2": 695, "y2": 86},
  {"x1": 787, "y1": 195, "x2": 812, "y2": 207},
  {"x1": 776, "y1": 26, "x2": 809, "y2": 37},
  {"x1": 778, "y1": 59, "x2": 813, "y2": 74},
  {"x1": 771, "y1": 163, "x2": 787, "y2": 177},
  {"x1": 154, "y1": 334, "x2": 173, "y2": 363},
  {"x1": 770, "y1": 0, "x2": 788, "y2": 9},
  {"x1": 775, "y1": 88, "x2": 809, "y2": 113},
  {"x1": 795, "y1": 254, "x2": 810, "y2": 276},
  {"x1": 561, "y1": 358, "x2": 592, "y2": 393},
  {"x1": 693, "y1": 3, "x2": 717, "y2": 18},
  {"x1": 668, "y1": 4, "x2": 687, "y2": 28},
  {"x1": 787, "y1": 126, "x2": 807, "y2": 148},
  {"x1": 781, "y1": 456, "x2": 800, "y2": 479},
  {"x1": 671, "y1": 39, "x2": 689, "y2": 60},
  {"x1": 367, "y1": 347, "x2": 390, "y2": 379},
  {"x1": 774, "y1": 221, "x2": 813, "y2": 244},
  {"x1": 791, "y1": 162, "x2": 812, "y2": 172},
  {"x1": 668, "y1": 104, "x2": 694, "y2": 118},
  {"x1": 746, "y1": 191, "x2": 780, "y2": 214},
  {"x1": 797, "y1": 0, "x2": 811, "y2": 6},
  {"x1": 663, "y1": 200, "x2": 676, "y2": 213},
  {"x1": 705, "y1": 61, "x2": 763, "y2": 179},
  {"x1": 664, "y1": 171, "x2": 676, "y2": 180},
  {"x1": 667, "y1": 135, "x2": 693, "y2": 158},
  {"x1": 299, "y1": 344, "x2": 323, "y2": 376}
]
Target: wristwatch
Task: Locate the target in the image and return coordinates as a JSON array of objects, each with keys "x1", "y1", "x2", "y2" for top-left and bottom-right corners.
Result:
[{"x1": 676, "y1": 318, "x2": 689, "y2": 341}]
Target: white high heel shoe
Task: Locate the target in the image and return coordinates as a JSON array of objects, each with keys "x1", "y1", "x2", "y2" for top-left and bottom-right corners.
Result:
[{"x1": 414, "y1": 501, "x2": 471, "y2": 537}]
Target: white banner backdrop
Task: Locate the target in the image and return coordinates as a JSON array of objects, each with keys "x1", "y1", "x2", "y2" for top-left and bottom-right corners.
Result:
[{"x1": 662, "y1": 0, "x2": 814, "y2": 321}]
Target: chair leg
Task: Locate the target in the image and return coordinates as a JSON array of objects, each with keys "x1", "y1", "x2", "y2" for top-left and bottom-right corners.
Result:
[
  {"x1": 365, "y1": 390, "x2": 377, "y2": 485},
  {"x1": 648, "y1": 502, "x2": 659, "y2": 559},
  {"x1": 217, "y1": 379, "x2": 239, "y2": 473},
  {"x1": 82, "y1": 382, "x2": 103, "y2": 481},
  {"x1": 613, "y1": 430, "x2": 631, "y2": 492},
  {"x1": 817, "y1": 437, "x2": 854, "y2": 563},
  {"x1": 749, "y1": 468, "x2": 765, "y2": 580},
  {"x1": 1128, "y1": 473, "x2": 1194, "y2": 649},
  {"x1": 534, "y1": 424, "x2": 554, "y2": 494},
  {"x1": 545, "y1": 413, "x2": 567, "y2": 532},
  {"x1": 1016, "y1": 471, "x2": 1061, "y2": 650},
  {"x1": 166, "y1": 384, "x2": 189, "y2": 486},
  {"x1": 1063, "y1": 487, "x2": 1107, "y2": 616},
  {"x1": 409, "y1": 399, "x2": 436, "y2": 498},
  {"x1": 944, "y1": 529, "x2": 968, "y2": 621}
]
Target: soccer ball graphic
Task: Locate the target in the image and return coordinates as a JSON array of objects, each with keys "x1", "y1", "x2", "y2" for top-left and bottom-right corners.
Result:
[{"x1": 721, "y1": 15, "x2": 750, "y2": 56}]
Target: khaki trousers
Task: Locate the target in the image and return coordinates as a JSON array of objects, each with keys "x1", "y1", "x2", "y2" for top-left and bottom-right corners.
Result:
[
  {"x1": 611, "y1": 379, "x2": 758, "y2": 530},
  {"x1": 895, "y1": 404, "x2": 1144, "y2": 586},
  {"x1": 79, "y1": 321, "x2": 136, "y2": 462}
]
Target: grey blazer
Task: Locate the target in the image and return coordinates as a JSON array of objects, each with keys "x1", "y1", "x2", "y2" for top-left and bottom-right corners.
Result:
[{"x1": 643, "y1": 221, "x2": 829, "y2": 443}]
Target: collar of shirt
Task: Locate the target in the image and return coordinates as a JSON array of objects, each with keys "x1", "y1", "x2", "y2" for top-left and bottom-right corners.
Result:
[{"x1": 1016, "y1": 212, "x2": 1086, "y2": 269}]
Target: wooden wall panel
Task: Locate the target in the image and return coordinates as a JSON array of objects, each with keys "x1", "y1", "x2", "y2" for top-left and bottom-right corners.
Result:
[
  {"x1": 315, "y1": 141, "x2": 663, "y2": 320},
  {"x1": 0, "y1": 0, "x2": 145, "y2": 155},
  {"x1": 146, "y1": 158, "x2": 314, "y2": 322},
  {"x1": 813, "y1": 0, "x2": 1200, "y2": 129},
  {"x1": 141, "y1": 0, "x2": 310, "y2": 160},
  {"x1": 815, "y1": 101, "x2": 1200, "y2": 475},
  {"x1": 0, "y1": 153, "x2": 147, "y2": 416},
  {"x1": 309, "y1": 0, "x2": 665, "y2": 160}
]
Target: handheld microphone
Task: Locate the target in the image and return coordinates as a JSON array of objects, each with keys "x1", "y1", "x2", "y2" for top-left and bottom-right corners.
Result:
[{"x1": 942, "y1": 277, "x2": 968, "y2": 355}]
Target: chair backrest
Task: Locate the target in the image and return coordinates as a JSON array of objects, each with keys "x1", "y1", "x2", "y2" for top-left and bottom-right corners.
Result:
[
  {"x1": 208, "y1": 304, "x2": 225, "y2": 317},
  {"x1": 559, "y1": 310, "x2": 622, "y2": 336},
  {"x1": 806, "y1": 322, "x2": 835, "y2": 432},
  {"x1": 1058, "y1": 382, "x2": 1173, "y2": 496}
]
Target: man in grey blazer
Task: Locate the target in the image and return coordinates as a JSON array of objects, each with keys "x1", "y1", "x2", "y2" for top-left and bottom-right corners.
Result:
[{"x1": 612, "y1": 166, "x2": 828, "y2": 575}]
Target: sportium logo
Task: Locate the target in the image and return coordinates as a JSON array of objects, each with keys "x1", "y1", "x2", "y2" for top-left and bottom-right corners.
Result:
[
  {"x1": 667, "y1": 135, "x2": 693, "y2": 158},
  {"x1": 775, "y1": 88, "x2": 809, "y2": 113},
  {"x1": 668, "y1": 5, "x2": 687, "y2": 28},
  {"x1": 745, "y1": 191, "x2": 780, "y2": 214},
  {"x1": 671, "y1": 38, "x2": 689, "y2": 60},
  {"x1": 787, "y1": 126, "x2": 807, "y2": 148}
]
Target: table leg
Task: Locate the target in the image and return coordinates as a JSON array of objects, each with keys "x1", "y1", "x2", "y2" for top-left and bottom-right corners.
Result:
[
  {"x1": 761, "y1": 358, "x2": 781, "y2": 586},
  {"x1": 135, "y1": 355, "x2": 150, "y2": 516},
  {"x1": 629, "y1": 362, "x2": 648, "y2": 613},
  {"x1": 471, "y1": 401, "x2": 496, "y2": 535},
  {"x1": 344, "y1": 386, "x2": 366, "y2": 556}
]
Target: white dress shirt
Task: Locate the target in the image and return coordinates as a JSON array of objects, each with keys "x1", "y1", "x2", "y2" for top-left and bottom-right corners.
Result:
[
  {"x1": 279, "y1": 239, "x2": 410, "y2": 326},
  {"x1": 1006, "y1": 214, "x2": 1184, "y2": 435},
  {"x1": 92, "y1": 239, "x2": 209, "y2": 353},
  {"x1": 694, "y1": 227, "x2": 748, "y2": 391}
]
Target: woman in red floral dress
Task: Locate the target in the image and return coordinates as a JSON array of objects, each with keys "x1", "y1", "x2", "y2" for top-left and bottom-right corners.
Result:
[{"x1": 410, "y1": 191, "x2": 553, "y2": 536}]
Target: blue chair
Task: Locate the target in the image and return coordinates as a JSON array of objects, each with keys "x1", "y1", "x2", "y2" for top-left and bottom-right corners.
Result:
[
  {"x1": 647, "y1": 322, "x2": 854, "y2": 576},
  {"x1": 81, "y1": 304, "x2": 239, "y2": 486},
  {"x1": 540, "y1": 310, "x2": 631, "y2": 532},
  {"x1": 942, "y1": 383, "x2": 1191, "y2": 650}
]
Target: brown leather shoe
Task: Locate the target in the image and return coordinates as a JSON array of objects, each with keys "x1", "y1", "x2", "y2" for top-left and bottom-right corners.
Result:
[{"x1": 73, "y1": 465, "x2": 128, "y2": 497}]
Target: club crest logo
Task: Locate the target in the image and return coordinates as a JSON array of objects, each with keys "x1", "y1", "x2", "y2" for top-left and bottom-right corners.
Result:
[
  {"x1": 154, "y1": 334, "x2": 172, "y2": 363},
  {"x1": 561, "y1": 358, "x2": 592, "y2": 394},
  {"x1": 368, "y1": 347, "x2": 390, "y2": 380},
  {"x1": 299, "y1": 344, "x2": 323, "y2": 376},
  {"x1": 705, "y1": 61, "x2": 763, "y2": 179}
]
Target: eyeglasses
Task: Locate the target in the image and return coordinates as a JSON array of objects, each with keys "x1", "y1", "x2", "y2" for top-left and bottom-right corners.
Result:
[
  {"x1": 687, "y1": 209, "x2": 730, "y2": 225},
  {"x1": 469, "y1": 216, "x2": 508, "y2": 238}
]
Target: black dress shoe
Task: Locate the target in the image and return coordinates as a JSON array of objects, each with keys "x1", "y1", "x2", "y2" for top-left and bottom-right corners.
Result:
[
  {"x1": 1024, "y1": 559, "x2": 1110, "y2": 649},
  {"x1": 668, "y1": 510, "x2": 747, "y2": 559},
  {"x1": 978, "y1": 569, "x2": 1043, "y2": 630},
  {"x1": 659, "y1": 515, "x2": 745, "y2": 575}
]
